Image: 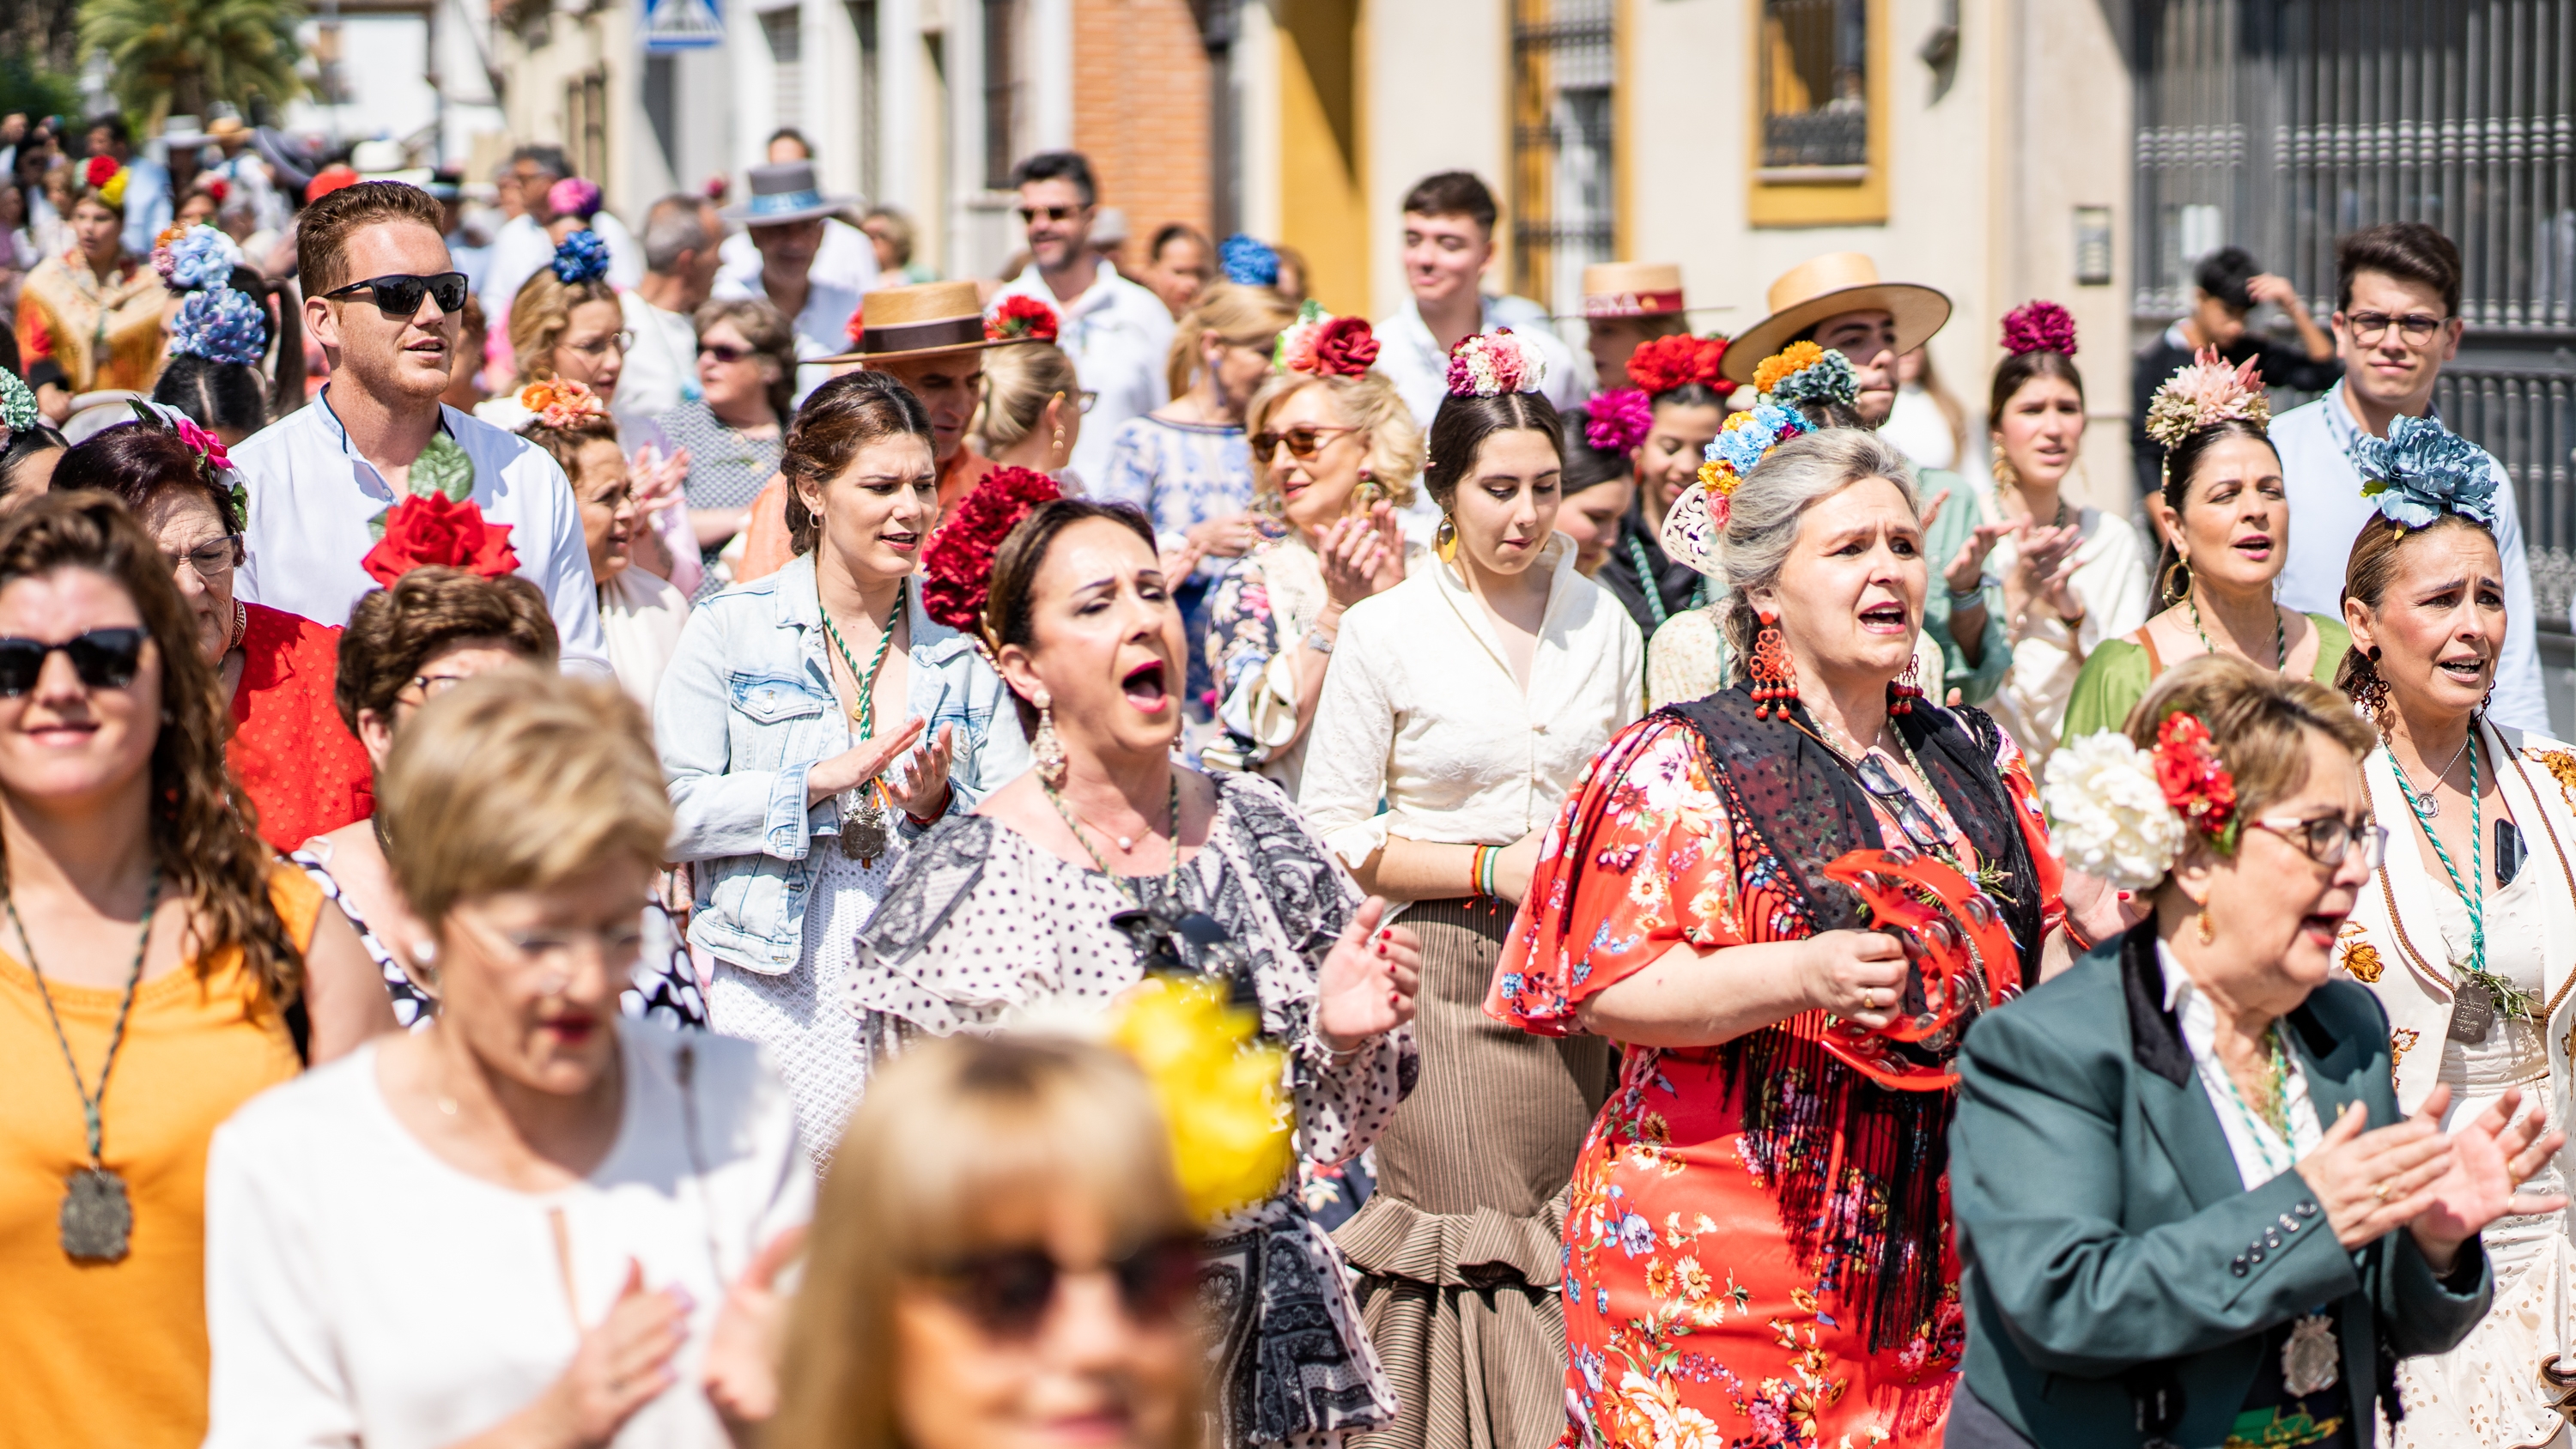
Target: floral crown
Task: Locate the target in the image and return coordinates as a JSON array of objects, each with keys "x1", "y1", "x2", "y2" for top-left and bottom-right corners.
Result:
[
  {"x1": 550, "y1": 229, "x2": 612, "y2": 285},
  {"x1": 2040, "y1": 712, "x2": 2240, "y2": 889},
  {"x1": 2143, "y1": 346, "x2": 2269, "y2": 451},
  {"x1": 1623, "y1": 333, "x2": 1729, "y2": 397},
  {"x1": 546, "y1": 176, "x2": 604, "y2": 221},
  {"x1": 2355, "y1": 414, "x2": 2497, "y2": 530},
  {"x1": 922, "y1": 465, "x2": 1062, "y2": 641},
  {"x1": 1104, "y1": 976, "x2": 1291, "y2": 1223},
  {"x1": 169, "y1": 286, "x2": 269, "y2": 367},
  {"x1": 1580, "y1": 387, "x2": 1652, "y2": 454},
  {"x1": 985, "y1": 293, "x2": 1060, "y2": 343},
  {"x1": 1443, "y1": 329, "x2": 1546, "y2": 398},
  {"x1": 1752, "y1": 341, "x2": 1861, "y2": 411},
  {"x1": 0, "y1": 367, "x2": 36, "y2": 434},
  {"x1": 515, "y1": 376, "x2": 610, "y2": 431},
  {"x1": 1656, "y1": 402, "x2": 1811, "y2": 579},
  {"x1": 1273, "y1": 300, "x2": 1378, "y2": 378},
  {"x1": 83, "y1": 155, "x2": 129, "y2": 208},
  {"x1": 2001, "y1": 300, "x2": 2078, "y2": 356},
  {"x1": 1218, "y1": 233, "x2": 1280, "y2": 288},
  {"x1": 152, "y1": 224, "x2": 243, "y2": 293}
]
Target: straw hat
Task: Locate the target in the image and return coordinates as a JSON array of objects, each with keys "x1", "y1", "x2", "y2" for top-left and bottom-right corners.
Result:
[
  {"x1": 1719, "y1": 252, "x2": 1951, "y2": 385},
  {"x1": 161, "y1": 116, "x2": 213, "y2": 149},
  {"x1": 721, "y1": 161, "x2": 861, "y2": 227},
  {"x1": 1581, "y1": 262, "x2": 1686, "y2": 319},
  {"x1": 817, "y1": 280, "x2": 1019, "y2": 365}
]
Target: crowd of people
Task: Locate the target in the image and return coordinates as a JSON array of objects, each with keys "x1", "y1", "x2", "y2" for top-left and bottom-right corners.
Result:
[{"x1": 2, "y1": 103, "x2": 2573, "y2": 1449}]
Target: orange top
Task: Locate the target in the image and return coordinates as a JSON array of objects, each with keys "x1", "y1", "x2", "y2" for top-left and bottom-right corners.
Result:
[
  {"x1": 732, "y1": 445, "x2": 997, "y2": 585},
  {"x1": 0, "y1": 867, "x2": 323, "y2": 1449}
]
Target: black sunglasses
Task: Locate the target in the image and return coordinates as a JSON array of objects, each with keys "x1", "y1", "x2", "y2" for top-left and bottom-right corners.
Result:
[
  {"x1": 325, "y1": 271, "x2": 470, "y2": 318},
  {"x1": 0, "y1": 627, "x2": 147, "y2": 696},
  {"x1": 924, "y1": 1234, "x2": 1202, "y2": 1339}
]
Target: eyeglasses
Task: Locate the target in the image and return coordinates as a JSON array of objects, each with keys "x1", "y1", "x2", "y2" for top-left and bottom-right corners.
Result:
[
  {"x1": 324, "y1": 271, "x2": 470, "y2": 318},
  {"x1": 1017, "y1": 204, "x2": 1085, "y2": 225},
  {"x1": 699, "y1": 342, "x2": 754, "y2": 364},
  {"x1": 1853, "y1": 755, "x2": 1953, "y2": 852},
  {"x1": 0, "y1": 627, "x2": 147, "y2": 696},
  {"x1": 160, "y1": 535, "x2": 241, "y2": 580},
  {"x1": 1251, "y1": 424, "x2": 1361, "y2": 461},
  {"x1": 920, "y1": 1234, "x2": 1202, "y2": 1340},
  {"x1": 449, "y1": 906, "x2": 647, "y2": 996},
  {"x1": 2247, "y1": 813, "x2": 2389, "y2": 869},
  {"x1": 403, "y1": 671, "x2": 481, "y2": 700},
  {"x1": 1078, "y1": 390, "x2": 1098, "y2": 414},
  {"x1": 563, "y1": 330, "x2": 634, "y2": 359},
  {"x1": 2343, "y1": 311, "x2": 2450, "y2": 346}
]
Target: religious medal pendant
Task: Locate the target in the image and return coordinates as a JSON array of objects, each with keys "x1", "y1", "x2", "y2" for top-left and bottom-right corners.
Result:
[
  {"x1": 60, "y1": 1165, "x2": 132, "y2": 1262},
  {"x1": 2281, "y1": 1313, "x2": 2340, "y2": 1397},
  {"x1": 2449, "y1": 976, "x2": 2497, "y2": 1044},
  {"x1": 839, "y1": 781, "x2": 892, "y2": 864}
]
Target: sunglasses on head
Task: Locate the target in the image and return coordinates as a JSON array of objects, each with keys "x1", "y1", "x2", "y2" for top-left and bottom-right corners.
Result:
[
  {"x1": 1251, "y1": 423, "x2": 1360, "y2": 461},
  {"x1": 324, "y1": 271, "x2": 470, "y2": 318},
  {"x1": 0, "y1": 627, "x2": 147, "y2": 696},
  {"x1": 924, "y1": 1234, "x2": 1202, "y2": 1339}
]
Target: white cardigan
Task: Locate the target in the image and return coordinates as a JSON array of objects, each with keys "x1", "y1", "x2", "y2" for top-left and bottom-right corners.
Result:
[{"x1": 1297, "y1": 533, "x2": 1643, "y2": 867}]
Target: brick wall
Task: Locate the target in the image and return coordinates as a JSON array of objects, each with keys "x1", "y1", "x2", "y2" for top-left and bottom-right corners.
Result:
[{"x1": 1071, "y1": 0, "x2": 1212, "y2": 267}]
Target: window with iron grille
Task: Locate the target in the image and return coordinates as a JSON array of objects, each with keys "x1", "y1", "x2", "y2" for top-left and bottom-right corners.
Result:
[
  {"x1": 982, "y1": 0, "x2": 1023, "y2": 191},
  {"x1": 1510, "y1": 0, "x2": 1614, "y2": 314},
  {"x1": 1761, "y1": 0, "x2": 1868, "y2": 171},
  {"x1": 760, "y1": 9, "x2": 804, "y2": 137}
]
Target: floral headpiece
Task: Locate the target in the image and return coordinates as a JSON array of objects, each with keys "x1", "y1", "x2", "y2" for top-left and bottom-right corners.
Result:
[
  {"x1": 170, "y1": 415, "x2": 237, "y2": 488},
  {"x1": 985, "y1": 293, "x2": 1060, "y2": 343},
  {"x1": 1580, "y1": 387, "x2": 1653, "y2": 454},
  {"x1": 83, "y1": 155, "x2": 129, "y2": 208},
  {"x1": 1105, "y1": 976, "x2": 1291, "y2": 1223},
  {"x1": 1273, "y1": 300, "x2": 1378, "y2": 378},
  {"x1": 2355, "y1": 414, "x2": 2498, "y2": 530},
  {"x1": 0, "y1": 367, "x2": 36, "y2": 434},
  {"x1": 1623, "y1": 333, "x2": 1728, "y2": 397},
  {"x1": 922, "y1": 465, "x2": 1061, "y2": 640},
  {"x1": 545, "y1": 176, "x2": 604, "y2": 221},
  {"x1": 1658, "y1": 403, "x2": 1811, "y2": 577},
  {"x1": 550, "y1": 229, "x2": 612, "y2": 285},
  {"x1": 152, "y1": 224, "x2": 243, "y2": 293},
  {"x1": 169, "y1": 286, "x2": 269, "y2": 366},
  {"x1": 1753, "y1": 340, "x2": 1860, "y2": 411},
  {"x1": 516, "y1": 376, "x2": 610, "y2": 431},
  {"x1": 2001, "y1": 300, "x2": 2078, "y2": 356},
  {"x1": 1218, "y1": 233, "x2": 1280, "y2": 288},
  {"x1": 2041, "y1": 713, "x2": 2240, "y2": 889},
  {"x1": 361, "y1": 494, "x2": 519, "y2": 587},
  {"x1": 2143, "y1": 346, "x2": 2269, "y2": 451},
  {"x1": 1443, "y1": 329, "x2": 1546, "y2": 398}
]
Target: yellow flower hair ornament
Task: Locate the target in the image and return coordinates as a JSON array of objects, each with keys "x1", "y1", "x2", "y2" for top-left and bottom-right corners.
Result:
[{"x1": 1107, "y1": 976, "x2": 1292, "y2": 1224}]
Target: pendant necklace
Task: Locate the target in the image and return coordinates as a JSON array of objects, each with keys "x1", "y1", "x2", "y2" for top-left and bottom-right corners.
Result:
[
  {"x1": 2190, "y1": 588, "x2": 2287, "y2": 675},
  {"x1": 15, "y1": 869, "x2": 161, "y2": 1262},
  {"x1": 2209, "y1": 1028, "x2": 2342, "y2": 1400},
  {"x1": 2392, "y1": 728, "x2": 2530, "y2": 1040},
  {"x1": 1047, "y1": 773, "x2": 1183, "y2": 906},
  {"x1": 2389, "y1": 729, "x2": 2474, "y2": 822},
  {"x1": 819, "y1": 590, "x2": 901, "y2": 864}
]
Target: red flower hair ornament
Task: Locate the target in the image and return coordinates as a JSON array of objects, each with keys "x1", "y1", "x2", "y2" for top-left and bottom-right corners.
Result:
[
  {"x1": 986, "y1": 294, "x2": 1060, "y2": 344},
  {"x1": 2152, "y1": 712, "x2": 2239, "y2": 847},
  {"x1": 361, "y1": 494, "x2": 520, "y2": 588},
  {"x1": 920, "y1": 465, "x2": 1061, "y2": 640},
  {"x1": 1273, "y1": 303, "x2": 1380, "y2": 378},
  {"x1": 1623, "y1": 333, "x2": 1730, "y2": 398}
]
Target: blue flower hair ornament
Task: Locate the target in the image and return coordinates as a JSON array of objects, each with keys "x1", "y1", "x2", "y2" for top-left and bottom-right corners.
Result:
[
  {"x1": 159, "y1": 225, "x2": 245, "y2": 293},
  {"x1": 170, "y1": 286, "x2": 270, "y2": 367},
  {"x1": 1218, "y1": 233, "x2": 1279, "y2": 288},
  {"x1": 0, "y1": 367, "x2": 36, "y2": 433},
  {"x1": 550, "y1": 228, "x2": 612, "y2": 285},
  {"x1": 2355, "y1": 415, "x2": 2498, "y2": 530}
]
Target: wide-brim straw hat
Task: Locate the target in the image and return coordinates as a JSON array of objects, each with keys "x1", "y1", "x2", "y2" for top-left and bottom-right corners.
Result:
[
  {"x1": 721, "y1": 161, "x2": 862, "y2": 227},
  {"x1": 1581, "y1": 261, "x2": 1686, "y2": 319},
  {"x1": 816, "y1": 280, "x2": 1020, "y2": 366},
  {"x1": 1719, "y1": 252, "x2": 1951, "y2": 385}
]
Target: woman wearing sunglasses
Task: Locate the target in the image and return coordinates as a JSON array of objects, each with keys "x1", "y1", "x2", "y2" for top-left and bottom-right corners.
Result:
[
  {"x1": 1492, "y1": 423, "x2": 2063, "y2": 1449},
  {"x1": 2324, "y1": 422, "x2": 2576, "y2": 1447},
  {"x1": 204, "y1": 672, "x2": 810, "y2": 1449},
  {"x1": 769, "y1": 1034, "x2": 1204, "y2": 1449},
  {"x1": 0, "y1": 493, "x2": 388, "y2": 1449},
  {"x1": 51, "y1": 418, "x2": 373, "y2": 853},
  {"x1": 1297, "y1": 331, "x2": 1639, "y2": 1449},
  {"x1": 653, "y1": 299, "x2": 796, "y2": 596},
  {"x1": 1949, "y1": 655, "x2": 2555, "y2": 1448},
  {"x1": 1199, "y1": 310, "x2": 1421, "y2": 793}
]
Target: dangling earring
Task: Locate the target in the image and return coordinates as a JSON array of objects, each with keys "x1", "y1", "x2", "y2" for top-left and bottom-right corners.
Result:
[
  {"x1": 1990, "y1": 442, "x2": 2019, "y2": 495},
  {"x1": 1435, "y1": 514, "x2": 1459, "y2": 563},
  {"x1": 1031, "y1": 688, "x2": 1067, "y2": 790},
  {"x1": 2196, "y1": 905, "x2": 2215, "y2": 947},
  {"x1": 1354, "y1": 469, "x2": 1383, "y2": 510},
  {"x1": 2351, "y1": 644, "x2": 2392, "y2": 725},
  {"x1": 1749, "y1": 609, "x2": 1798, "y2": 720},
  {"x1": 1051, "y1": 422, "x2": 1068, "y2": 468},
  {"x1": 1887, "y1": 653, "x2": 1923, "y2": 717},
  {"x1": 2161, "y1": 553, "x2": 2192, "y2": 605}
]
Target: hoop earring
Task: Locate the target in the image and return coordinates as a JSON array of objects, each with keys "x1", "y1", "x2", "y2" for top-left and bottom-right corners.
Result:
[
  {"x1": 1435, "y1": 514, "x2": 1458, "y2": 563},
  {"x1": 1750, "y1": 609, "x2": 1798, "y2": 720},
  {"x1": 1888, "y1": 653, "x2": 1923, "y2": 717},
  {"x1": 1030, "y1": 688, "x2": 1067, "y2": 789},
  {"x1": 2160, "y1": 553, "x2": 2192, "y2": 603}
]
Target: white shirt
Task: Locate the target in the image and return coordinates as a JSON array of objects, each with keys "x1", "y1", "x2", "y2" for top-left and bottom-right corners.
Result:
[
  {"x1": 2271, "y1": 379, "x2": 2549, "y2": 733},
  {"x1": 234, "y1": 389, "x2": 612, "y2": 674},
  {"x1": 1371, "y1": 296, "x2": 1582, "y2": 539},
  {"x1": 993, "y1": 261, "x2": 1176, "y2": 485},
  {"x1": 1298, "y1": 534, "x2": 1643, "y2": 867},
  {"x1": 617, "y1": 289, "x2": 704, "y2": 420},
  {"x1": 2163, "y1": 942, "x2": 2325, "y2": 1189},
  {"x1": 715, "y1": 217, "x2": 880, "y2": 301},
  {"x1": 1983, "y1": 506, "x2": 2155, "y2": 763},
  {"x1": 202, "y1": 1027, "x2": 811, "y2": 1449},
  {"x1": 711, "y1": 264, "x2": 861, "y2": 408},
  {"x1": 483, "y1": 211, "x2": 646, "y2": 316}
]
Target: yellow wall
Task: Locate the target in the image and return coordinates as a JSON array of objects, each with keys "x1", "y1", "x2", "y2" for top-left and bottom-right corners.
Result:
[{"x1": 1275, "y1": 0, "x2": 1369, "y2": 318}]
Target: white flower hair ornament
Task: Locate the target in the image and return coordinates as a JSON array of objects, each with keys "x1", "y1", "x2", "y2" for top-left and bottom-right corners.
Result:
[
  {"x1": 2040, "y1": 713, "x2": 2239, "y2": 890},
  {"x1": 1443, "y1": 329, "x2": 1546, "y2": 398}
]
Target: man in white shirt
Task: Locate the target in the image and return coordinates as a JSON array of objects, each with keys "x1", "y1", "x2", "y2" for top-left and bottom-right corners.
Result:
[
  {"x1": 989, "y1": 151, "x2": 1174, "y2": 485},
  {"x1": 714, "y1": 129, "x2": 880, "y2": 300},
  {"x1": 2271, "y1": 221, "x2": 2550, "y2": 733},
  {"x1": 479, "y1": 146, "x2": 644, "y2": 316},
  {"x1": 232, "y1": 181, "x2": 609, "y2": 673},
  {"x1": 1373, "y1": 172, "x2": 1581, "y2": 442},
  {"x1": 712, "y1": 161, "x2": 865, "y2": 406},
  {"x1": 618, "y1": 194, "x2": 724, "y2": 421}
]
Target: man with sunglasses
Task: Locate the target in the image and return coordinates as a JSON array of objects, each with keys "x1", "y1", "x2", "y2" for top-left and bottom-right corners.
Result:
[
  {"x1": 230, "y1": 181, "x2": 610, "y2": 673},
  {"x1": 989, "y1": 150, "x2": 1174, "y2": 486},
  {"x1": 2269, "y1": 221, "x2": 2549, "y2": 733}
]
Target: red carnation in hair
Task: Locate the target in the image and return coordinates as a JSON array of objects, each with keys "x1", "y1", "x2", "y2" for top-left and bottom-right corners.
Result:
[
  {"x1": 844, "y1": 304, "x2": 866, "y2": 347},
  {"x1": 1624, "y1": 333, "x2": 1729, "y2": 397},
  {"x1": 83, "y1": 155, "x2": 118, "y2": 189},
  {"x1": 2151, "y1": 712, "x2": 2237, "y2": 835},
  {"x1": 1309, "y1": 316, "x2": 1380, "y2": 376},
  {"x1": 2001, "y1": 300, "x2": 2078, "y2": 358},
  {"x1": 361, "y1": 494, "x2": 519, "y2": 587},
  {"x1": 920, "y1": 466, "x2": 1061, "y2": 634},
  {"x1": 986, "y1": 294, "x2": 1060, "y2": 343}
]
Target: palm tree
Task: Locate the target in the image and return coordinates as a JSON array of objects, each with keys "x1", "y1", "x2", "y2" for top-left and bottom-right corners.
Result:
[{"x1": 77, "y1": 0, "x2": 303, "y2": 124}]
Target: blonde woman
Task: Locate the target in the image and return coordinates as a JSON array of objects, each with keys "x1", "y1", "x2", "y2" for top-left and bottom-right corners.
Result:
[
  {"x1": 970, "y1": 339, "x2": 1084, "y2": 481},
  {"x1": 1200, "y1": 309, "x2": 1421, "y2": 793}
]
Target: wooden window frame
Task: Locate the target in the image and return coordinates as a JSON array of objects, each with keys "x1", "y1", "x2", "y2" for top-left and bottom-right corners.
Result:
[{"x1": 1747, "y1": 0, "x2": 1889, "y2": 228}]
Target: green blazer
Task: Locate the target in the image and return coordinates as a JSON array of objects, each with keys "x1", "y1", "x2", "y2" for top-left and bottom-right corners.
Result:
[{"x1": 1948, "y1": 926, "x2": 2491, "y2": 1447}]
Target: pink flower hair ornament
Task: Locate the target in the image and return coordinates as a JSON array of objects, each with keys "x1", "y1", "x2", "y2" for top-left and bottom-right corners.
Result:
[
  {"x1": 2143, "y1": 346, "x2": 2269, "y2": 452},
  {"x1": 2000, "y1": 300, "x2": 2078, "y2": 357},
  {"x1": 1273, "y1": 300, "x2": 1379, "y2": 378},
  {"x1": 1443, "y1": 329, "x2": 1546, "y2": 398},
  {"x1": 517, "y1": 377, "x2": 611, "y2": 431},
  {"x1": 1581, "y1": 387, "x2": 1653, "y2": 454}
]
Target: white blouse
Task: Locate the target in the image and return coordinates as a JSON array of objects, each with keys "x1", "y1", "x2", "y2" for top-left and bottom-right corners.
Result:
[
  {"x1": 2162, "y1": 942, "x2": 2324, "y2": 1188},
  {"x1": 1297, "y1": 533, "x2": 1643, "y2": 865},
  {"x1": 1982, "y1": 505, "x2": 2153, "y2": 761}
]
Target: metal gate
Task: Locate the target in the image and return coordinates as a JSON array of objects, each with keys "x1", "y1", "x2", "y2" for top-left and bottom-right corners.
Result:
[{"x1": 2134, "y1": 0, "x2": 2576, "y2": 636}]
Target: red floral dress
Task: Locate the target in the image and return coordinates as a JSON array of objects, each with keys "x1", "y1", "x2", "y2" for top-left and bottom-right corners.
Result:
[
  {"x1": 227, "y1": 603, "x2": 373, "y2": 852},
  {"x1": 1487, "y1": 714, "x2": 2061, "y2": 1449}
]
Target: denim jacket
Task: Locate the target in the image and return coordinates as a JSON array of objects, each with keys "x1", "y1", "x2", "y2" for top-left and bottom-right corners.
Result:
[{"x1": 656, "y1": 554, "x2": 1031, "y2": 972}]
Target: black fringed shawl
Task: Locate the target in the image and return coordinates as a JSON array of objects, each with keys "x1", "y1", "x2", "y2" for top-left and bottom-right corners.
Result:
[{"x1": 1660, "y1": 684, "x2": 2046, "y2": 1351}]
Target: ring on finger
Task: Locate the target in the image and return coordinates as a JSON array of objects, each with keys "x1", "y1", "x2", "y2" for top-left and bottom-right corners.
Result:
[
  {"x1": 2370, "y1": 1179, "x2": 2392, "y2": 1203},
  {"x1": 1859, "y1": 987, "x2": 1878, "y2": 1010}
]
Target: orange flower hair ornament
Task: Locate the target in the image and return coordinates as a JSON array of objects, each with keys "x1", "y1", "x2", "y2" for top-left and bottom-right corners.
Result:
[{"x1": 516, "y1": 377, "x2": 610, "y2": 431}]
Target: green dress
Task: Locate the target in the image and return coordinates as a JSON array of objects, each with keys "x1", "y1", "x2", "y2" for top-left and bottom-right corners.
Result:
[{"x1": 2059, "y1": 612, "x2": 2350, "y2": 741}]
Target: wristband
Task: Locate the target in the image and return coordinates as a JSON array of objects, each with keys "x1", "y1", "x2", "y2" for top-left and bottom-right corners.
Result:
[
  {"x1": 1303, "y1": 627, "x2": 1336, "y2": 655},
  {"x1": 1947, "y1": 573, "x2": 1998, "y2": 608},
  {"x1": 1475, "y1": 844, "x2": 1501, "y2": 899}
]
